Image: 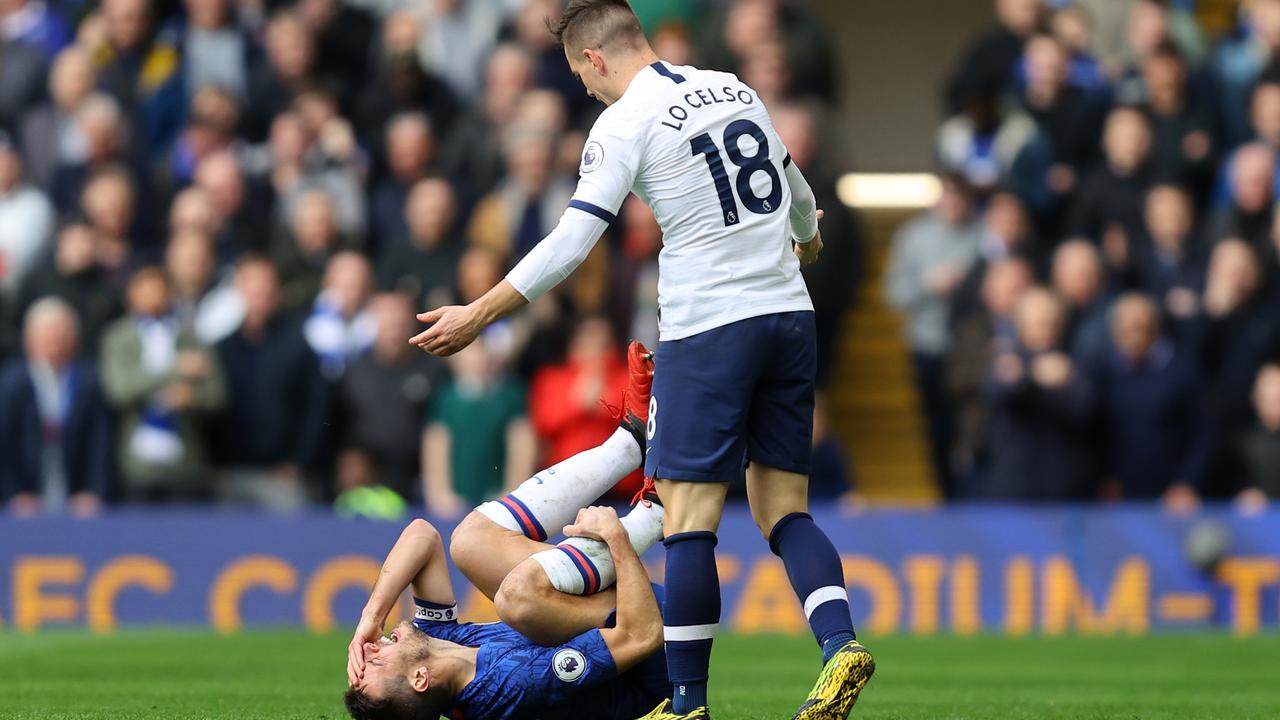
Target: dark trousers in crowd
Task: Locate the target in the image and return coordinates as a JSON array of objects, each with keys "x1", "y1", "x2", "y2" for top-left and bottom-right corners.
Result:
[{"x1": 912, "y1": 351, "x2": 955, "y2": 499}]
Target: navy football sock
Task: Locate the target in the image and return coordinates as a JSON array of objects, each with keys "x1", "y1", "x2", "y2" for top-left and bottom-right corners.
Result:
[
  {"x1": 769, "y1": 512, "x2": 856, "y2": 663},
  {"x1": 663, "y1": 531, "x2": 719, "y2": 713}
]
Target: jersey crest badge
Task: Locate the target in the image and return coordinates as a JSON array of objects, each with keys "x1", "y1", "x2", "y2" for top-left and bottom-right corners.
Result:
[
  {"x1": 581, "y1": 142, "x2": 604, "y2": 173},
  {"x1": 552, "y1": 648, "x2": 587, "y2": 682}
]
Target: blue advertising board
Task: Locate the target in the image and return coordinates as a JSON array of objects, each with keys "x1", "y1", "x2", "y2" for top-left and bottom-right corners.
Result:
[{"x1": 1, "y1": 506, "x2": 1277, "y2": 635}]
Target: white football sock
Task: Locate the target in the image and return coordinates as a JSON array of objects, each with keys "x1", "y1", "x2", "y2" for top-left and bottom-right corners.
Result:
[
  {"x1": 477, "y1": 427, "x2": 641, "y2": 540},
  {"x1": 533, "y1": 500, "x2": 665, "y2": 595}
]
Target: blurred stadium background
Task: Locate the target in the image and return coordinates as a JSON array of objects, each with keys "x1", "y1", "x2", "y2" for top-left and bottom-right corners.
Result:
[{"x1": 3, "y1": 0, "x2": 1280, "y2": 717}]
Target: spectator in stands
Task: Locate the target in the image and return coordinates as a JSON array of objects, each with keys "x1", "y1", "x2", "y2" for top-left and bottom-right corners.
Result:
[
  {"x1": 92, "y1": 0, "x2": 185, "y2": 153},
  {"x1": 944, "y1": 0, "x2": 1041, "y2": 114},
  {"x1": 739, "y1": 40, "x2": 791, "y2": 109},
  {"x1": 950, "y1": 190, "x2": 1038, "y2": 330},
  {"x1": 100, "y1": 267, "x2": 226, "y2": 501},
  {"x1": 414, "y1": 0, "x2": 501, "y2": 101},
  {"x1": 0, "y1": 0, "x2": 72, "y2": 60},
  {"x1": 303, "y1": 250, "x2": 374, "y2": 380},
  {"x1": 438, "y1": 43, "x2": 534, "y2": 200},
  {"x1": 378, "y1": 178, "x2": 462, "y2": 309},
  {"x1": 295, "y1": 0, "x2": 375, "y2": 110},
  {"x1": 421, "y1": 337, "x2": 535, "y2": 516},
  {"x1": 0, "y1": 134, "x2": 55, "y2": 300},
  {"x1": 194, "y1": 149, "x2": 269, "y2": 256},
  {"x1": 886, "y1": 174, "x2": 982, "y2": 495},
  {"x1": 1019, "y1": 33, "x2": 1107, "y2": 195},
  {"x1": 251, "y1": 108, "x2": 366, "y2": 242},
  {"x1": 936, "y1": 83, "x2": 1053, "y2": 206},
  {"x1": 212, "y1": 254, "x2": 326, "y2": 510},
  {"x1": 0, "y1": 34, "x2": 45, "y2": 142},
  {"x1": 13, "y1": 223, "x2": 123, "y2": 358},
  {"x1": 809, "y1": 393, "x2": 856, "y2": 505},
  {"x1": 1247, "y1": 78, "x2": 1280, "y2": 154},
  {"x1": 1136, "y1": 183, "x2": 1205, "y2": 334},
  {"x1": 243, "y1": 12, "x2": 319, "y2": 142},
  {"x1": 1138, "y1": 42, "x2": 1216, "y2": 203},
  {"x1": 1215, "y1": 0, "x2": 1280, "y2": 146},
  {"x1": 50, "y1": 92, "x2": 131, "y2": 214},
  {"x1": 165, "y1": 229, "x2": 241, "y2": 344},
  {"x1": 1044, "y1": 3, "x2": 1107, "y2": 95},
  {"x1": 946, "y1": 257, "x2": 1034, "y2": 488},
  {"x1": 467, "y1": 126, "x2": 574, "y2": 266},
  {"x1": 774, "y1": 102, "x2": 866, "y2": 386},
  {"x1": 178, "y1": 0, "x2": 251, "y2": 103},
  {"x1": 1234, "y1": 363, "x2": 1280, "y2": 507},
  {"x1": 18, "y1": 45, "x2": 95, "y2": 189},
  {"x1": 155, "y1": 86, "x2": 240, "y2": 198},
  {"x1": 368, "y1": 113, "x2": 435, "y2": 252},
  {"x1": 331, "y1": 446, "x2": 408, "y2": 520},
  {"x1": 79, "y1": 166, "x2": 138, "y2": 282},
  {"x1": 356, "y1": 11, "x2": 459, "y2": 148},
  {"x1": 614, "y1": 196, "x2": 661, "y2": 352},
  {"x1": 168, "y1": 186, "x2": 219, "y2": 238},
  {"x1": 1095, "y1": 293, "x2": 1208, "y2": 509},
  {"x1": 272, "y1": 190, "x2": 350, "y2": 312},
  {"x1": 1051, "y1": 239, "x2": 1112, "y2": 368},
  {"x1": 1068, "y1": 107, "x2": 1154, "y2": 275},
  {"x1": 702, "y1": 0, "x2": 836, "y2": 102},
  {"x1": 0, "y1": 298, "x2": 112, "y2": 517},
  {"x1": 529, "y1": 315, "x2": 639, "y2": 500},
  {"x1": 339, "y1": 292, "x2": 441, "y2": 498},
  {"x1": 1207, "y1": 142, "x2": 1275, "y2": 254},
  {"x1": 1193, "y1": 239, "x2": 1280, "y2": 433},
  {"x1": 1111, "y1": 0, "x2": 1206, "y2": 104},
  {"x1": 979, "y1": 287, "x2": 1095, "y2": 500}
]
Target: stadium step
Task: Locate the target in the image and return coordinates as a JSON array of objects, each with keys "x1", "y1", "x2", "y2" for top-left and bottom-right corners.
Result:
[{"x1": 828, "y1": 207, "x2": 939, "y2": 504}]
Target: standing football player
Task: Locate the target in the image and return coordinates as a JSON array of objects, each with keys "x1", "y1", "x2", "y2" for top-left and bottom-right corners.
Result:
[{"x1": 409, "y1": 1, "x2": 873, "y2": 718}]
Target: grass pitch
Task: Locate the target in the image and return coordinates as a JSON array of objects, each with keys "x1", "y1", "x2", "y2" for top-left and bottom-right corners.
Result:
[{"x1": 1, "y1": 631, "x2": 1277, "y2": 719}]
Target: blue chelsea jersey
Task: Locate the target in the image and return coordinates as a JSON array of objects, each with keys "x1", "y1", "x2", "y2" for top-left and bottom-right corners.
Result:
[{"x1": 413, "y1": 595, "x2": 669, "y2": 720}]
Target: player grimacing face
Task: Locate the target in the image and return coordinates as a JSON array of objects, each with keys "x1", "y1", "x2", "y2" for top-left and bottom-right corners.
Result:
[{"x1": 354, "y1": 621, "x2": 428, "y2": 700}]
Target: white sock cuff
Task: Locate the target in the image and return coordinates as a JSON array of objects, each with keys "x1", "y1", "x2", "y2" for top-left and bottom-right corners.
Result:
[
  {"x1": 803, "y1": 586, "x2": 849, "y2": 619},
  {"x1": 531, "y1": 547, "x2": 588, "y2": 595},
  {"x1": 663, "y1": 623, "x2": 718, "y2": 642},
  {"x1": 476, "y1": 501, "x2": 523, "y2": 535}
]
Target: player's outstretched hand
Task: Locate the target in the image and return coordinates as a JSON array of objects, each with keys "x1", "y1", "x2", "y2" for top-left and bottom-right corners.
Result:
[
  {"x1": 563, "y1": 506, "x2": 625, "y2": 544},
  {"x1": 409, "y1": 304, "x2": 483, "y2": 357},
  {"x1": 794, "y1": 209, "x2": 825, "y2": 267},
  {"x1": 347, "y1": 614, "x2": 382, "y2": 687}
]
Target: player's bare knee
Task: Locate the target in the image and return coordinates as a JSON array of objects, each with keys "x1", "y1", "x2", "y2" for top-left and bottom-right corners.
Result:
[
  {"x1": 494, "y1": 559, "x2": 553, "y2": 633},
  {"x1": 404, "y1": 517, "x2": 442, "y2": 545},
  {"x1": 449, "y1": 513, "x2": 490, "y2": 573}
]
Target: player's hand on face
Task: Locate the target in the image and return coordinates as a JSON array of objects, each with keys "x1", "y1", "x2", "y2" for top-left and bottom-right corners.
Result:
[
  {"x1": 409, "y1": 304, "x2": 482, "y2": 357},
  {"x1": 563, "y1": 506, "x2": 624, "y2": 543},
  {"x1": 794, "y1": 209, "x2": 825, "y2": 267},
  {"x1": 347, "y1": 614, "x2": 383, "y2": 687}
]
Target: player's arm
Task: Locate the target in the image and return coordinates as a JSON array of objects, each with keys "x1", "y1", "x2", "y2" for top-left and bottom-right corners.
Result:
[
  {"x1": 564, "y1": 507, "x2": 663, "y2": 673},
  {"x1": 347, "y1": 518, "x2": 456, "y2": 686},
  {"x1": 411, "y1": 120, "x2": 640, "y2": 357},
  {"x1": 785, "y1": 160, "x2": 824, "y2": 266}
]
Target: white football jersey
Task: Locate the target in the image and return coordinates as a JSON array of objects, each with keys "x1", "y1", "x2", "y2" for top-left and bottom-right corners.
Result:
[{"x1": 570, "y1": 61, "x2": 814, "y2": 341}]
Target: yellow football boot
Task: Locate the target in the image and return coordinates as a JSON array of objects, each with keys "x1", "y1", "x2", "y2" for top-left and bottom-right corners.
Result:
[
  {"x1": 792, "y1": 641, "x2": 876, "y2": 719},
  {"x1": 636, "y1": 699, "x2": 710, "y2": 720}
]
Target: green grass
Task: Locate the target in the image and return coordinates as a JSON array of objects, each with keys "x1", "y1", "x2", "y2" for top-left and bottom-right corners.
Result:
[{"x1": 1, "y1": 631, "x2": 1278, "y2": 719}]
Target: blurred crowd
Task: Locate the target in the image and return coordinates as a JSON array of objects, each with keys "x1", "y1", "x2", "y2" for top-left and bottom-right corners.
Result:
[
  {"x1": 0, "y1": 0, "x2": 861, "y2": 517},
  {"x1": 888, "y1": 0, "x2": 1280, "y2": 511}
]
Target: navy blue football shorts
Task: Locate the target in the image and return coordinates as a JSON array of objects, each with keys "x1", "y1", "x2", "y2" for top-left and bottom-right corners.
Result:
[{"x1": 644, "y1": 310, "x2": 816, "y2": 483}]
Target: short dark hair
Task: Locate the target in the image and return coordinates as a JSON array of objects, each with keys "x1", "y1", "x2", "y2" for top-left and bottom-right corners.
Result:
[
  {"x1": 343, "y1": 680, "x2": 449, "y2": 720},
  {"x1": 549, "y1": 0, "x2": 644, "y2": 52}
]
